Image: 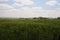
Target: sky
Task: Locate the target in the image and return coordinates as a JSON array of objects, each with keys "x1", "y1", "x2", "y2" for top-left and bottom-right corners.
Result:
[{"x1": 0, "y1": 0, "x2": 60, "y2": 18}]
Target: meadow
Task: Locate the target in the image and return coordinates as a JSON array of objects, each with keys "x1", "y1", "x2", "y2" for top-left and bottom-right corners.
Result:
[{"x1": 0, "y1": 18, "x2": 60, "y2": 40}]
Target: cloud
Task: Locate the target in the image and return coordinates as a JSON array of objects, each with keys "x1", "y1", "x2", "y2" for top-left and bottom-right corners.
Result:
[
  {"x1": 20, "y1": 7, "x2": 44, "y2": 17},
  {"x1": 0, "y1": 0, "x2": 8, "y2": 2},
  {"x1": 11, "y1": 0, "x2": 34, "y2": 8},
  {"x1": 0, "y1": 6, "x2": 45, "y2": 18},
  {"x1": 12, "y1": 3, "x2": 24, "y2": 8},
  {"x1": 57, "y1": 3, "x2": 60, "y2": 5},
  {"x1": 47, "y1": 10, "x2": 60, "y2": 18},
  {"x1": 0, "y1": 4, "x2": 15, "y2": 10},
  {"x1": 14, "y1": 0, "x2": 34, "y2": 5},
  {"x1": 0, "y1": 4, "x2": 18, "y2": 17},
  {"x1": 46, "y1": 0, "x2": 58, "y2": 6},
  {"x1": 47, "y1": 0, "x2": 56, "y2": 1},
  {"x1": 0, "y1": 5, "x2": 60, "y2": 18}
]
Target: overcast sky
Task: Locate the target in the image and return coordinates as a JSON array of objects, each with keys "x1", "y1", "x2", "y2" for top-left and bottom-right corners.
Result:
[{"x1": 0, "y1": 0, "x2": 60, "y2": 18}]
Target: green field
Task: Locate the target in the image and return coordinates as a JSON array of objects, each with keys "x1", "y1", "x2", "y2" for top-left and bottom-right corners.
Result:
[{"x1": 0, "y1": 18, "x2": 60, "y2": 40}]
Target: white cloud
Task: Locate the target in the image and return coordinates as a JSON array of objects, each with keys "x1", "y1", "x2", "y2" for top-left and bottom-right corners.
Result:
[
  {"x1": 0, "y1": 6, "x2": 46, "y2": 18},
  {"x1": 21, "y1": 7, "x2": 42, "y2": 10},
  {"x1": 14, "y1": 0, "x2": 34, "y2": 5},
  {"x1": 11, "y1": 0, "x2": 34, "y2": 8},
  {"x1": 57, "y1": 3, "x2": 60, "y2": 5},
  {"x1": 0, "y1": 4, "x2": 18, "y2": 18},
  {"x1": 46, "y1": 0, "x2": 58, "y2": 6},
  {"x1": 47, "y1": 0, "x2": 56, "y2": 1},
  {"x1": 0, "y1": 0, "x2": 8, "y2": 2},
  {"x1": 47, "y1": 10, "x2": 60, "y2": 18},
  {"x1": 0, "y1": 4, "x2": 15, "y2": 10},
  {"x1": 0, "y1": 4, "x2": 60, "y2": 18},
  {"x1": 12, "y1": 3, "x2": 24, "y2": 8},
  {"x1": 0, "y1": 0, "x2": 60, "y2": 18}
]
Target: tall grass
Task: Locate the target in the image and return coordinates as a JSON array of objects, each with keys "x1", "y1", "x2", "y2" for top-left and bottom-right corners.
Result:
[{"x1": 0, "y1": 18, "x2": 60, "y2": 40}]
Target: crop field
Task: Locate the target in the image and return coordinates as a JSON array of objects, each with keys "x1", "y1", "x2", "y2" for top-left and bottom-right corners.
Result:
[{"x1": 0, "y1": 18, "x2": 60, "y2": 40}]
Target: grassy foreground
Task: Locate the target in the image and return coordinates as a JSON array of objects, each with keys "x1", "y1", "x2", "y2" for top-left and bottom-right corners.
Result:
[{"x1": 0, "y1": 18, "x2": 60, "y2": 40}]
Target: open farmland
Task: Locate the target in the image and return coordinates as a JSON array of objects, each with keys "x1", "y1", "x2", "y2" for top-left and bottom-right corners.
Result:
[{"x1": 0, "y1": 18, "x2": 60, "y2": 40}]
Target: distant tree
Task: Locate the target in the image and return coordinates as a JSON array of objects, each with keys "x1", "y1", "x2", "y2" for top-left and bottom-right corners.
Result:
[
  {"x1": 33, "y1": 17, "x2": 37, "y2": 19},
  {"x1": 57, "y1": 17, "x2": 60, "y2": 19},
  {"x1": 38, "y1": 17, "x2": 48, "y2": 19},
  {"x1": 33, "y1": 17, "x2": 48, "y2": 19}
]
